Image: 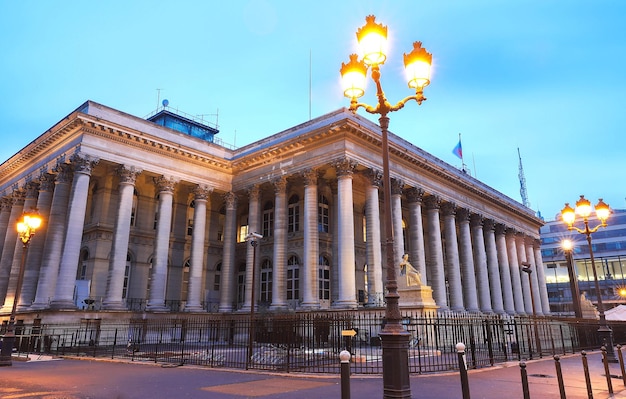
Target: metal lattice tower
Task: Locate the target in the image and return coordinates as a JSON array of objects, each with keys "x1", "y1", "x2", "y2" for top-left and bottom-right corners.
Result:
[{"x1": 517, "y1": 147, "x2": 530, "y2": 208}]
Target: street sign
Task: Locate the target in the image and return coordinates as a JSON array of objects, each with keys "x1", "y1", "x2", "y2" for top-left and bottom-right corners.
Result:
[{"x1": 341, "y1": 329, "x2": 357, "y2": 337}]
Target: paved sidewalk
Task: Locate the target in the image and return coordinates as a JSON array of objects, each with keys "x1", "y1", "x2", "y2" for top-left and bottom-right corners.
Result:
[{"x1": 2, "y1": 350, "x2": 626, "y2": 398}]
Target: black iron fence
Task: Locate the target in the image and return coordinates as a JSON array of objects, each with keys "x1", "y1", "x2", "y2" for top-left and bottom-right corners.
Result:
[{"x1": 3, "y1": 311, "x2": 626, "y2": 374}]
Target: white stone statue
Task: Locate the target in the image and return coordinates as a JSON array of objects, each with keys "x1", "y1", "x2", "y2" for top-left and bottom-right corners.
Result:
[{"x1": 399, "y1": 253, "x2": 422, "y2": 287}]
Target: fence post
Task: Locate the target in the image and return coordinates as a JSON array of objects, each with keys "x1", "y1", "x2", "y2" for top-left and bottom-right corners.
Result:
[
  {"x1": 602, "y1": 346, "x2": 614, "y2": 395},
  {"x1": 581, "y1": 350, "x2": 593, "y2": 399},
  {"x1": 456, "y1": 342, "x2": 471, "y2": 399},
  {"x1": 340, "y1": 350, "x2": 351, "y2": 399},
  {"x1": 553, "y1": 355, "x2": 566, "y2": 399},
  {"x1": 519, "y1": 361, "x2": 530, "y2": 399},
  {"x1": 617, "y1": 344, "x2": 626, "y2": 386}
]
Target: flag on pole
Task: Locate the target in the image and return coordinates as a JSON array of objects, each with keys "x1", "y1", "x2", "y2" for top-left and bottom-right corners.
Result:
[{"x1": 452, "y1": 137, "x2": 463, "y2": 159}]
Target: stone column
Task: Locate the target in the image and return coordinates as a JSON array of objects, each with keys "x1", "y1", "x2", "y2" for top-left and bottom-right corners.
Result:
[
  {"x1": 406, "y1": 187, "x2": 427, "y2": 286},
  {"x1": 534, "y1": 239, "x2": 551, "y2": 315},
  {"x1": 334, "y1": 158, "x2": 357, "y2": 309},
  {"x1": 495, "y1": 224, "x2": 515, "y2": 315},
  {"x1": 0, "y1": 198, "x2": 12, "y2": 266},
  {"x1": 516, "y1": 233, "x2": 533, "y2": 314},
  {"x1": 525, "y1": 236, "x2": 543, "y2": 316},
  {"x1": 484, "y1": 219, "x2": 504, "y2": 314},
  {"x1": 31, "y1": 164, "x2": 73, "y2": 310},
  {"x1": 103, "y1": 166, "x2": 141, "y2": 310},
  {"x1": 3, "y1": 183, "x2": 38, "y2": 311},
  {"x1": 218, "y1": 192, "x2": 238, "y2": 312},
  {"x1": 457, "y1": 208, "x2": 479, "y2": 312},
  {"x1": 0, "y1": 190, "x2": 25, "y2": 307},
  {"x1": 147, "y1": 175, "x2": 176, "y2": 311},
  {"x1": 424, "y1": 195, "x2": 448, "y2": 311},
  {"x1": 301, "y1": 170, "x2": 320, "y2": 309},
  {"x1": 50, "y1": 155, "x2": 97, "y2": 309},
  {"x1": 391, "y1": 179, "x2": 405, "y2": 276},
  {"x1": 506, "y1": 228, "x2": 525, "y2": 315},
  {"x1": 270, "y1": 177, "x2": 288, "y2": 310},
  {"x1": 185, "y1": 184, "x2": 212, "y2": 312},
  {"x1": 241, "y1": 185, "x2": 260, "y2": 312},
  {"x1": 365, "y1": 170, "x2": 383, "y2": 306},
  {"x1": 470, "y1": 214, "x2": 492, "y2": 313},
  {"x1": 442, "y1": 202, "x2": 463, "y2": 312},
  {"x1": 20, "y1": 174, "x2": 55, "y2": 309}
]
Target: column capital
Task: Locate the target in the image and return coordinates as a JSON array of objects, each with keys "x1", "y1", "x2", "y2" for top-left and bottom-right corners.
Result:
[
  {"x1": 193, "y1": 184, "x2": 214, "y2": 201},
  {"x1": 506, "y1": 227, "x2": 518, "y2": 237},
  {"x1": 224, "y1": 191, "x2": 238, "y2": 210},
  {"x1": 25, "y1": 181, "x2": 40, "y2": 199},
  {"x1": 470, "y1": 213, "x2": 484, "y2": 227},
  {"x1": 0, "y1": 197, "x2": 11, "y2": 212},
  {"x1": 247, "y1": 184, "x2": 260, "y2": 202},
  {"x1": 391, "y1": 178, "x2": 404, "y2": 195},
  {"x1": 405, "y1": 187, "x2": 424, "y2": 204},
  {"x1": 424, "y1": 194, "x2": 441, "y2": 210},
  {"x1": 441, "y1": 201, "x2": 456, "y2": 216},
  {"x1": 272, "y1": 176, "x2": 287, "y2": 194},
  {"x1": 53, "y1": 163, "x2": 74, "y2": 184},
  {"x1": 39, "y1": 173, "x2": 56, "y2": 192},
  {"x1": 11, "y1": 189, "x2": 25, "y2": 206},
  {"x1": 302, "y1": 169, "x2": 319, "y2": 186},
  {"x1": 117, "y1": 165, "x2": 142, "y2": 185},
  {"x1": 365, "y1": 169, "x2": 383, "y2": 188},
  {"x1": 333, "y1": 157, "x2": 357, "y2": 177},
  {"x1": 495, "y1": 223, "x2": 507, "y2": 236},
  {"x1": 154, "y1": 175, "x2": 177, "y2": 193},
  {"x1": 70, "y1": 153, "x2": 98, "y2": 175},
  {"x1": 483, "y1": 218, "x2": 496, "y2": 232},
  {"x1": 456, "y1": 207, "x2": 470, "y2": 222}
]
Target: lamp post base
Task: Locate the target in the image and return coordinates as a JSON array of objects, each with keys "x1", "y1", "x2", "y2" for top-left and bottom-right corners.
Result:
[
  {"x1": 598, "y1": 325, "x2": 618, "y2": 363},
  {"x1": 380, "y1": 330, "x2": 411, "y2": 399},
  {"x1": 0, "y1": 333, "x2": 16, "y2": 367}
]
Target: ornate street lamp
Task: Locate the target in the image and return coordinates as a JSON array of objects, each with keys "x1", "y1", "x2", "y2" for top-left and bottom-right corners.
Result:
[
  {"x1": 245, "y1": 232, "x2": 262, "y2": 370},
  {"x1": 561, "y1": 195, "x2": 616, "y2": 362},
  {"x1": 0, "y1": 209, "x2": 43, "y2": 366},
  {"x1": 561, "y1": 239, "x2": 583, "y2": 318},
  {"x1": 341, "y1": 15, "x2": 432, "y2": 399}
]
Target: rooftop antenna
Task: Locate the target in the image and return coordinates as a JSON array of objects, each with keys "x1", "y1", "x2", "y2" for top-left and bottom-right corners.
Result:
[
  {"x1": 518, "y1": 147, "x2": 530, "y2": 208},
  {"x1": 156, "y1": 88, "x2": 164, "y2": 111}
]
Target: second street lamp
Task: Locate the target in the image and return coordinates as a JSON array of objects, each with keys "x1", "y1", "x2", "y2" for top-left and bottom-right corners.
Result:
[
  {"x1": 561, "y1": 195, "x2": 616, "y2": 362},
  {"x1": 0, "y1": 209, "x2": 43, "y2": 366},
  {"x1": 340, "y1": 15, "x2": 432, "y2": 399},
  {"x1": 562, "y1": 239, "x2": 582, "y2": 318}
]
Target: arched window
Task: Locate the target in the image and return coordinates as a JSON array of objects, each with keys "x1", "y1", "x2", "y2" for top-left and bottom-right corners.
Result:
[
  {"x1": 402, "y1": 219, "x2": 408, "y2": 253},
  {"x1": 260, "y1": 259, "x2": 273, "y2": 304},
  {"x1": 182, "y1": 259, "x2": 190, "y2": 300},
  {"x1": 213, "y1": 262, "x2": 222, "y2": 291},
  {"x1": 187, "y1": 200, "x2": 195, "y2": 236},
  {"x1": 77, "y1": 250, "x2": 89, "y2": 280},
  {"x1": 288, "y1": 194, "x2": 300, "y2": 233},
  {"x1": 237, "y1": 262, "x2": 247, "y2": 306},
  {"x1": 287, "y1": 255, "x2": 300, "y2": 302},
  {"x1": 318, "y1": 195, "x2": 329, "y2": 233},
  {"x1": 262, "y1": 201, "x2": 274, "y2": 237},
  {"x1": 123, "y1": 253, "x2": 132, "y2": 299},
  {"x1": 318, "y1": 255, "x2": 331, "y2": 305},
  {"x1": 217, "y1": 206, "x2": 226, "y2": 241},
  {"x1": 130, "y1": 188, "x2": 138, "y2": 227}
]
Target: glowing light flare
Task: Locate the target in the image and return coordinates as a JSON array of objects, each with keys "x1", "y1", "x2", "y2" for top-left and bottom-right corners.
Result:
[
  {"x1": 561, "y1": 203, "x2": 576, "y2": 227},
  {"x1": 340, "y1": 54, "x2": 367, "y2": 98},
  {"x1": 575, "y1": 195, "x2": 592, "y2": 218},
  {"x1": 595, "y1": 198, "x2": 610, "y2": 224},
  {"x1": 16, "y1": 211, "x2": 42, "y2": 244},
  {"x1": 404, "y1": 41, "x2": 432, "y2": 90},
  {"x1": 561, "y1": 239, "x2": 574, "y2": 252},
  {"x1": 356, "y1": 15, "x2": 388, "y2": 66}
]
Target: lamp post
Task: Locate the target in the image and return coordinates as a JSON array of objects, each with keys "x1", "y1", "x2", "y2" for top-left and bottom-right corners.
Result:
[
  {"x1": 521, "y1": 262, "x2": 542, "y2": 355},
  {"x1": 340, "y1": 15, "x2": 432, "y2": 399},
  {"x1": 561, "y1": 195, "x2": 616, "y2": 362},
  {"x1": 245, "y1": 232, "x2": 262, "y2": 370},
  {"x1": 562, "y1": 239, "x2": 582, "y2": 318},
  {"x1": 0, "y1": 209, "x2": 42, "y2": 366}
]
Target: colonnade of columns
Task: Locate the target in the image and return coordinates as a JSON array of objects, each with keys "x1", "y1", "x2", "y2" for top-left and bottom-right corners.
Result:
[{"x1": 0, "y1": 153, "x2": 549, "y2": 317}]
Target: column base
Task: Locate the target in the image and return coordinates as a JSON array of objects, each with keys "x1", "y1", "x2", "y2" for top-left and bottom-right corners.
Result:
[
  {"x1": 48, "y1": 299, "x2": 77, "y2": 310},
  {"x1": 101, "y1": 300, "x2": 128, "y2": 311},
  {"x1": 183, "y1": 304, "x2": 205, "y2": 313},
  {"x1": 332, "y1": 300, "x2": 358, "y2": 309},
  {"x1": 30, "y1": 302, "x2": 50, "y2": 311}
]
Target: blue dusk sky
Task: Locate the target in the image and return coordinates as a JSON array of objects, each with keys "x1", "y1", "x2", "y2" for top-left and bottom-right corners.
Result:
[{"x1": 1, "y1": 1, "x2": 625, "y2": 221}]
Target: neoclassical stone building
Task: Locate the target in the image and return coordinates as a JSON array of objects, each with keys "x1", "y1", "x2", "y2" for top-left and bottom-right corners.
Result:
[{"x1": 0, "y1": 101, "x2": 549, "y2": 317}]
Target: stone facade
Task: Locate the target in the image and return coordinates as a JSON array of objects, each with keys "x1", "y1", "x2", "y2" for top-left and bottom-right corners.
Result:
[{"x1": 0, "y1": 101, "x2": 548, "y2": 317}]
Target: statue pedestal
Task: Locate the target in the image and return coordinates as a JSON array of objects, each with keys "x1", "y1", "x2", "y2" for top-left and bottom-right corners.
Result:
[{"x1": 398, "y1": 285, "x2": 438, "y2": 314}]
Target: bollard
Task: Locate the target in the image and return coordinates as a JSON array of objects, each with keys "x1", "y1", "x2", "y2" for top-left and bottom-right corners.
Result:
[
  {"x1": 520, "y1": 362, "x2": 530, "y2": 399},
  {"x1": 602, "y1": 346, "x2": 614, "y2": 395},
  {"x1": 581, "y1": 351, "x2": 594, "y2": 399},
  {"x1": 456, "y1": 342, "x2": 471, "y2": 399},
  {"x1": 553, "y1": 355, "x2": 566, "y2": 399},
  {"x1": 617, "y1": 344, "x2": 626, "y2": 386},
  {"x1": 340, "y1": 350, "x2": 351, "y2": 399}
]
